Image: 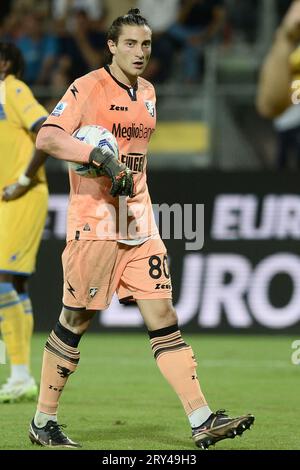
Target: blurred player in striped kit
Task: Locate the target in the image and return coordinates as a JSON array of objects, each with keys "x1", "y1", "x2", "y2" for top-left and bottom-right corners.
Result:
[{"x1": 0, "y1": 42, "x2": 48, "y2": 403}]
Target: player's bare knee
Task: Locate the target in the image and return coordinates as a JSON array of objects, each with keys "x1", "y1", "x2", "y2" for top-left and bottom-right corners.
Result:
[
  {"x1": 156, "y1": 303, "x2": 177, "y2": 326},
  {"x1": 164, "y1": 305, "x2": 177, "y2": 325},
  {"x1": 59, "y1": 307, "x2": 94, "y2": 335}
]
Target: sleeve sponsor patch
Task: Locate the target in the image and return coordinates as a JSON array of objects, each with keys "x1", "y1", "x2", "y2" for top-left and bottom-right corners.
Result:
[
  {"x1": 51, "y1": 101, "x2": 68, "y2": 117},
  {"x1": 144, "y1": 100, "x2": 155, "y2": 117}
]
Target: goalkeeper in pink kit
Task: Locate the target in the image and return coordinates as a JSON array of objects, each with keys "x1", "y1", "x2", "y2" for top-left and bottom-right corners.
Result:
[{"x1": 29, "y1": 9, "x2": 254, "y2": 449}]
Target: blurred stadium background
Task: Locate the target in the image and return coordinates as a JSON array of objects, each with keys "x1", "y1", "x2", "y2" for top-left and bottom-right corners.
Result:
[{"x1": 1, "y1": 0, "x2": 300, "y2": 450}]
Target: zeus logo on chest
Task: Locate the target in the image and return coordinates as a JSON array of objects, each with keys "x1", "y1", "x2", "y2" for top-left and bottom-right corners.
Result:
[{"x1": 110, "y1": 104, "x2": 128, "y2": 111}]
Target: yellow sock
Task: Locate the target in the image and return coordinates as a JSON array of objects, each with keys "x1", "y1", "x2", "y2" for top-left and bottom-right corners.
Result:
[
  {"x1": 19, "y1": 294, "x2": 34, "y2": 367},
  {"x1": 0, "y1": 283, "x2": 27, "y2": 365}
]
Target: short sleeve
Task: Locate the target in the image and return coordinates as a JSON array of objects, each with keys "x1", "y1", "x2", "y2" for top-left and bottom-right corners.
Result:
[
  {"x1": 8, "y1": 80, "x2": 48, "y2": 131},
  {"x1": 43, "y1": 78, "x2": 88, "y2": 135}
]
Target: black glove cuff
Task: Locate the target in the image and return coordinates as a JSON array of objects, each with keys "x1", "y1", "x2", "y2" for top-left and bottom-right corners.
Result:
[{"x1": 89, "y1": 148, "x2": 111, "y2": 168}]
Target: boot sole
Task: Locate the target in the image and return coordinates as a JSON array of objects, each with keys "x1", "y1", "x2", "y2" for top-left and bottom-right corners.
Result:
[{"x1": 194, "y1": 414, "x2": 255, "y2": 450}]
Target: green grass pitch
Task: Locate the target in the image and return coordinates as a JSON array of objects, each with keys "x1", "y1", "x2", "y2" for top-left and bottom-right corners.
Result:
[{"x1": 0, "y1": 333, "x2": 299, "y2": 450}]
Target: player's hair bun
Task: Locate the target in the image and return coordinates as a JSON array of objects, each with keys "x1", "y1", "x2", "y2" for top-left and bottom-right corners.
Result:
[{"x1": 127, "y1": 8, "x2": 141, "y2": 16}]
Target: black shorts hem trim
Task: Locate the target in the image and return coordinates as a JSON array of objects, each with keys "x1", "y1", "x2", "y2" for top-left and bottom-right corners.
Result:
[
  {"x1": 63, "y1": 303, "x2": 86, "y2": 311},
  {"x1": 119, "y1": 296, "x2": 136, "y2": 305}
]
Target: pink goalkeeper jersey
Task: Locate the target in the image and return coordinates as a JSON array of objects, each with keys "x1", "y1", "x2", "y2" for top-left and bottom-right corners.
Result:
[{"x1": 43, "y1": 66, "x2": 159, "y2": 241}]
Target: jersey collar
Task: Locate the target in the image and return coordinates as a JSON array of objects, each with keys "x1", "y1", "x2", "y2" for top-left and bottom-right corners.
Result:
[{"x1": 104, "y1": 64, "x2": 137, "y2": 102}]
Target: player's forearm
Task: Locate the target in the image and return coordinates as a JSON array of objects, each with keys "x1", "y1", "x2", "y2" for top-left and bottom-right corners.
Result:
[
  {"x1": 24, "y1": 149, "x2": 48, "y2": 179},
  {"x1": 256, "y1": 29, "x2": 295, "y2": 118},
  {"x1": 36, "y1": 126, "x2": 93, "y2": 163}
]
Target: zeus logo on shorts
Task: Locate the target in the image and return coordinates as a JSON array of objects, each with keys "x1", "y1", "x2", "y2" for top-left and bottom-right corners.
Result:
[
  {"x1": 51, "y1": 102, "x2": 68, "y2": 117},
  {"x1": 89, "y1": 287, "x2": 98, "y2": 298},
  {"x1": 155, "y1": 283, "x2": 172, "y2": 290}
]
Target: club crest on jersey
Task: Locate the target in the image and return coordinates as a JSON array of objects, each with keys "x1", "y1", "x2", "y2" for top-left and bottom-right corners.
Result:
[
  {"x1": 144, "y1": 100, "x2": 155, "y2": 117},
  {"x1": 51, "y1": 101, "x2": 67, "y2": 117},
  {"x1": 89, "y1": 287, "x2": 98, "y2": 298}
]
